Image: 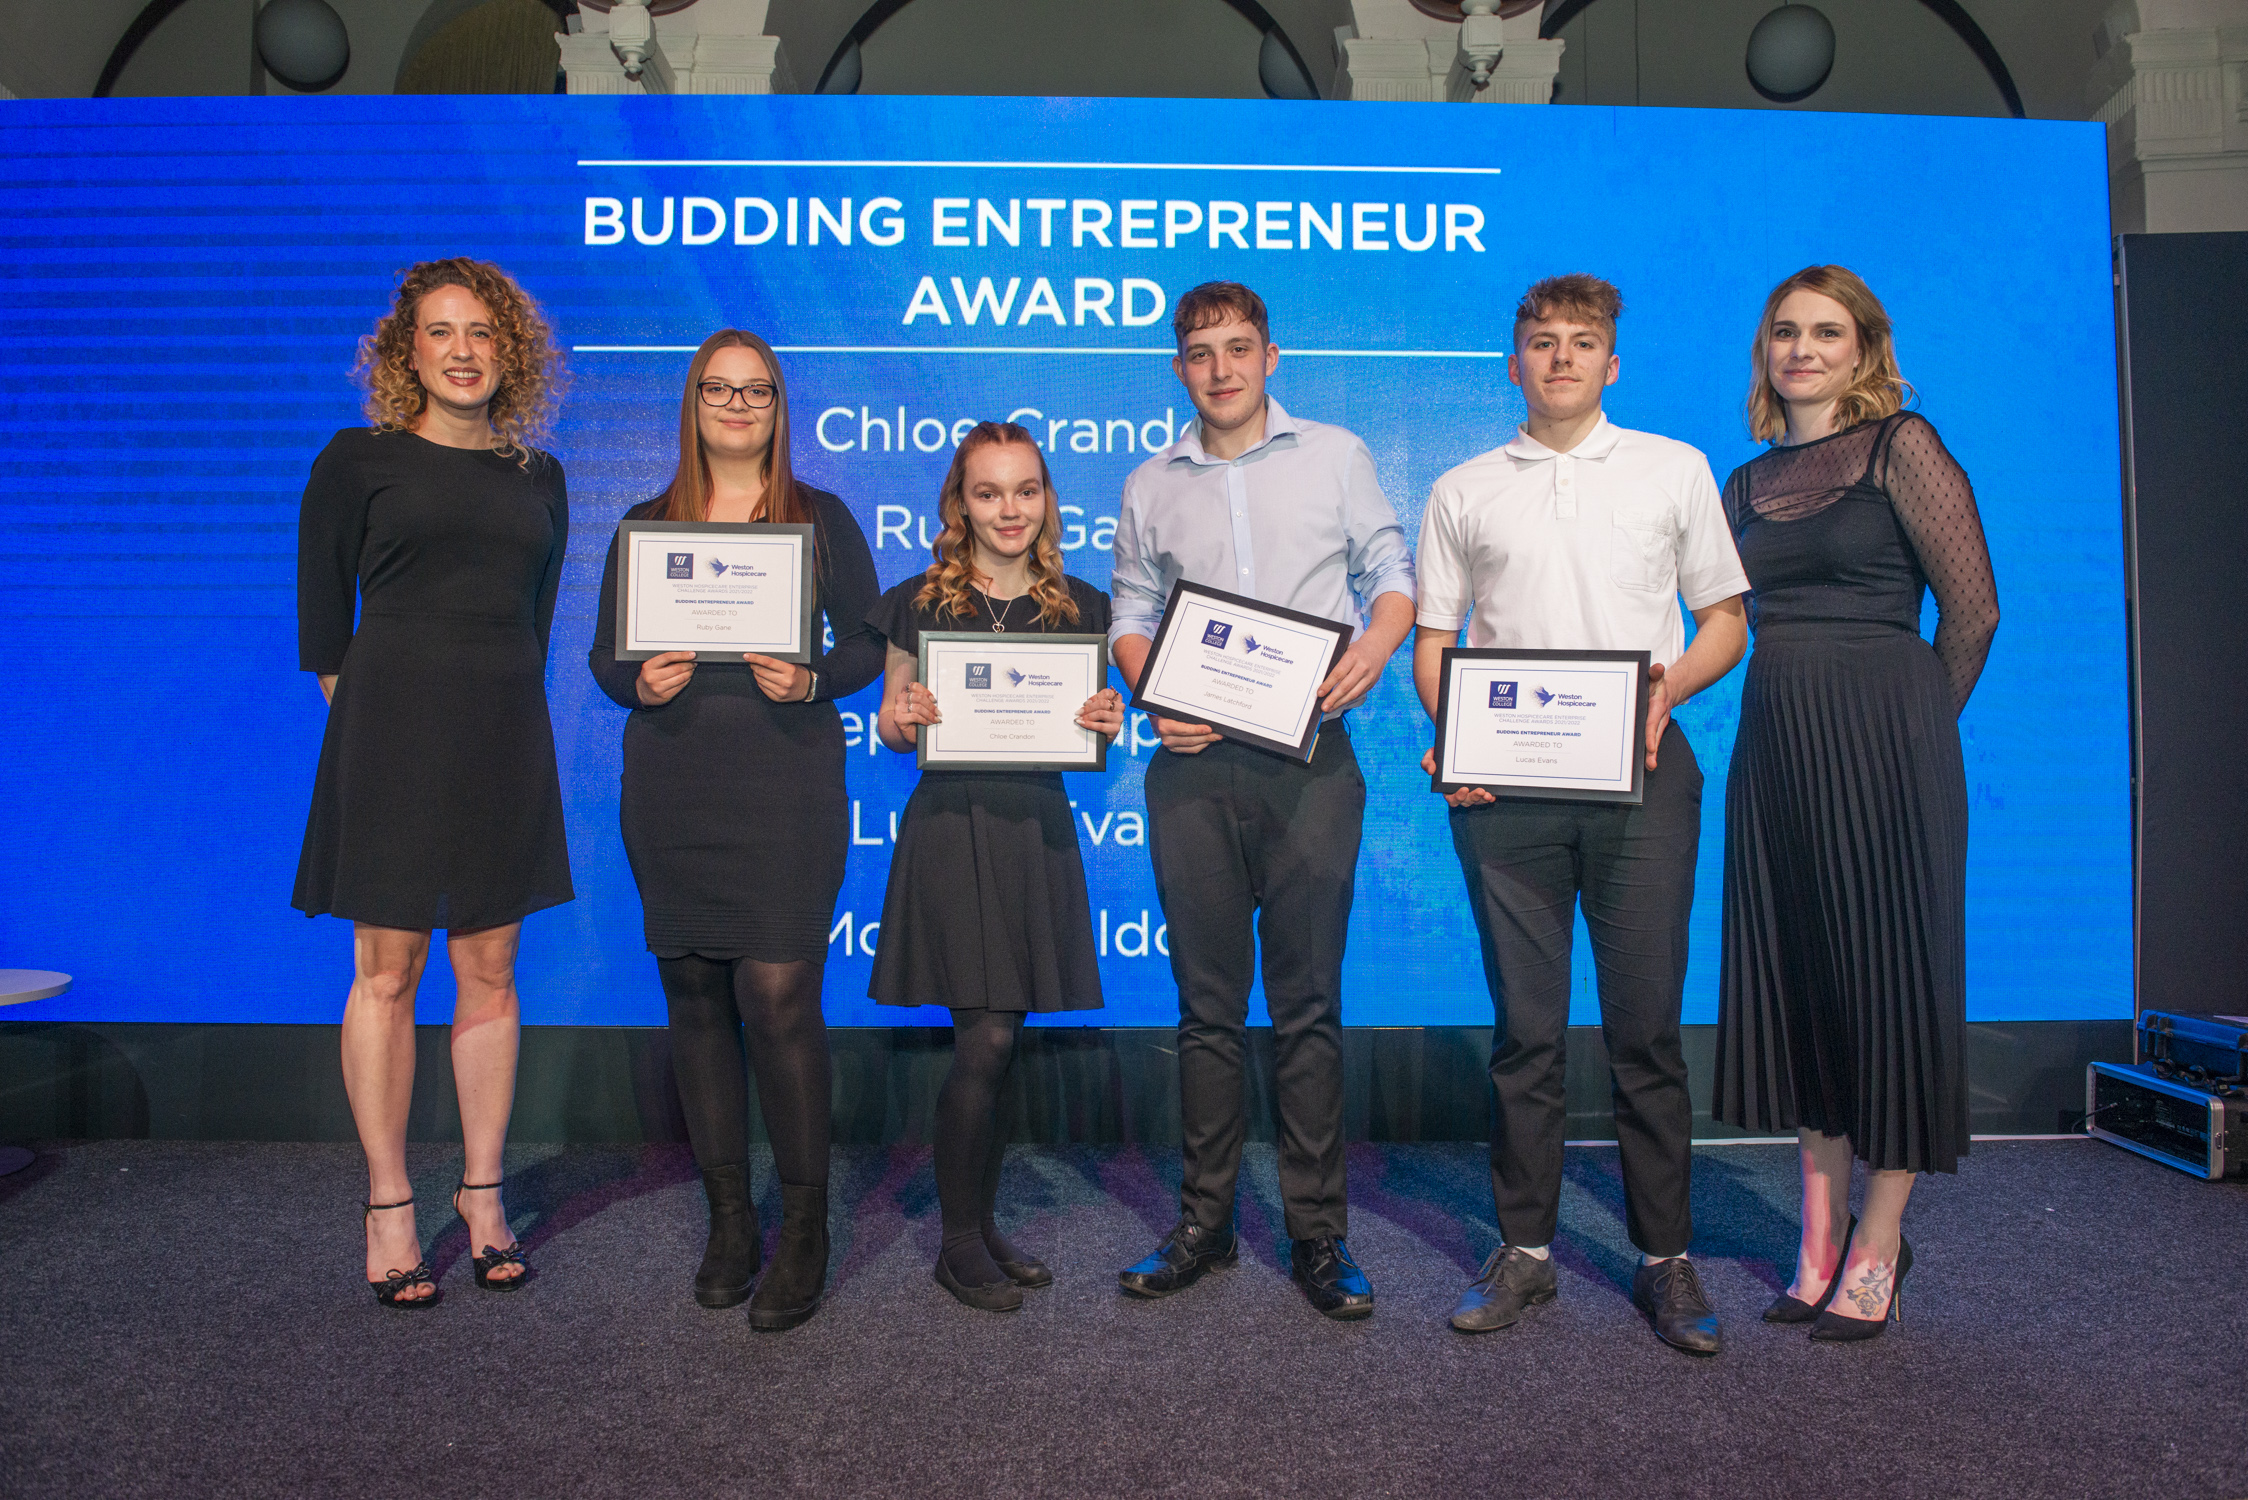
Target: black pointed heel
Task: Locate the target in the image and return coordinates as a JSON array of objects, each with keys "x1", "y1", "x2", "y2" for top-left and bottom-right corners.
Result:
[
  {"x1": 364, "y1": 1197, "x2": 440, "y2": 1310},
  {"x1": 1809, "y1": 1235, "x2": 1912, "y2": 1342},
  {"x1": 453, "y1": 1180, "x2": 529, "y2": 1291},
  {"x1": 1764, "y1": 1213, "x2": 1857, "y2": 1324}
]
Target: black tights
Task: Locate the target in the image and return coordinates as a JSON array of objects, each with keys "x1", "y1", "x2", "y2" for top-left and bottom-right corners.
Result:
[
  {"x1": 934, "y1": 1009, "x2": 1025, "y2": 1267},
  {"x1": 657, "y1": 955, "x2": 830, "y2": 1189}
]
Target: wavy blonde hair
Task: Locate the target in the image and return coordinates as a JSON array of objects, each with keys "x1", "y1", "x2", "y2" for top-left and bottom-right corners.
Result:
[
  {"x1": 354, "y1": 258, "x2": 564, "y2": 458},
  {"x1": 915, "y1": 423, "x2": 1079, "y2": 628},
  {"x1": 1745, "y1": 265, "x2": 1914, "y2": 443}
]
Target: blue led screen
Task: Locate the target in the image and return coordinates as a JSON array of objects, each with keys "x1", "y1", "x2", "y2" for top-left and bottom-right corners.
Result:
[{"x1": 0, "y1": 94, "x2": 2126, "y2": 1026}]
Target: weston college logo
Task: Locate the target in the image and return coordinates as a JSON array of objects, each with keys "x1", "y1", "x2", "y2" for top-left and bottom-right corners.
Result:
[
  {"x1": 1534, "y1": 685, "x2": 1556, "y2": 706},
  {"x1": 1488, "y1": 681, "x2": 1517, "y2": 710},
  {"x1": 666, "y1": 552, "x2": 694, "y2": 579},
  {"x1": 1200, "y1": 620, "x2": 1232, "y2": 649},
  {"x1": 966, "y1": 663, "x2": 992, "y2": 689}
]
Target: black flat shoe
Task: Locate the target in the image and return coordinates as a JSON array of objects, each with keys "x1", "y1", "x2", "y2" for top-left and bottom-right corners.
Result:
[
  {"x1": 1450, "y1": 1245, "x2": 1556, "y2": 1333},
  {"x1": 453, "y1": 1180, "x2": 529, "y2": 1291},
  {"x1": 935, "y1": 1242, "x2": 1025, "y2": 1313},
  {"x1": 364, "y1": 1197, "x2": 440, "y2": 1310},
  {"x1": 982, "y1": 1224, "x2": 1051, "y2": 1288},
  {"x1": 1119, "y1": 1220, "x2": 1237, "y2": 1299},
  {"x1": 1810, "y1": 1235, "x2": 1913, "y2": 1342},
  {"x1": 1632, "y1": 1257, "x2": 1722, "y2": 1355},
  {"x1": 1290, "y1": 1236, "x2": 1374, "y2": 1321},
  {"x1": 1764, "y1": 1214, "x2": 1857, "y2": 1324}
]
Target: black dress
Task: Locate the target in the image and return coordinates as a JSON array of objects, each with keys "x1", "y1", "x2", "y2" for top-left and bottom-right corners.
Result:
[
  {"x1": 294, "y1": 428, "x2": 573, "y2": 930},
  {"x1": 588, "y1": 490, "x2": 883, "y2": 962},
  {"x1": 866, "y1": 577, "x2": 1109, "y2": 1013},
  {"x1": 1713, "y1": 414, "x2": 1999, "y2": 1174}
]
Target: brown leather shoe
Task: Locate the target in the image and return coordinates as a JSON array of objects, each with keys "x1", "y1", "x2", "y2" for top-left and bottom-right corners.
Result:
[{"x1": 1450, "y1": 1245, "x2": 1557, "y2": 1332}]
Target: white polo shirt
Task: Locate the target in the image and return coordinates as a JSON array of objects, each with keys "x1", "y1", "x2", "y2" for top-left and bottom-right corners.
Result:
[{"x1": 1415, "y1": 416, "x2": 1748, "y2": 666}]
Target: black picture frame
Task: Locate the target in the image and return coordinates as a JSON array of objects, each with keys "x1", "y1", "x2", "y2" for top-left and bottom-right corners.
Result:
[{"x1": 1127, "y1": 579, "x2": 1352, "y2": 763}]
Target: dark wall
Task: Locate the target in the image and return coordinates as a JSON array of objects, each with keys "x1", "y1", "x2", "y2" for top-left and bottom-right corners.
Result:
[{"x1": 2118, "y1": 233, "x2": 2248, "y2": 1018}]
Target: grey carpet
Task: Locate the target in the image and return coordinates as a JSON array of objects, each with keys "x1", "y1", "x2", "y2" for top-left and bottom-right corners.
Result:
[{"x1": 0, "y1": 1138, "x2": 2241, "y2": 1499}]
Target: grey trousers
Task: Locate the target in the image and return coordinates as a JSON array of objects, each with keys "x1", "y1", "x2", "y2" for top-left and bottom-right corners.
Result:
[
  {"x1": 1449, "y1": 721, "x2": 1703, "y2": 1257},
  {"x1": 1144, "y1": 724, "x2": 1364, "y2": 1240}
]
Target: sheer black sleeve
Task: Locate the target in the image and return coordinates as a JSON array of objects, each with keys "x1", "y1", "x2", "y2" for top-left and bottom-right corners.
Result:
[
  {"x1": 296, "y1": 432, "x2": 368, "y2": 673},
  {"x1": 587, "y1": 504, "x2": 654, "y2": 712},
  {"x1": 811, "y1": 491, "x2": 884, "y2": 700},
  {"x1": 1881, "y1": 416, "x2": 1999, "y2": 714}
]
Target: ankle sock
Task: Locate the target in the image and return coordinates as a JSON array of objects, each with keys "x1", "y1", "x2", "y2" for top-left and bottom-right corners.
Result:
[{"x1": 1511, "y1": 1243, "x2": 1551, "y2": 1261}]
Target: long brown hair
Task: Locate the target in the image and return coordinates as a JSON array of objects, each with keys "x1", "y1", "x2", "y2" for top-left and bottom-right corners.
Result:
[
  {"x1": 654, "y1": 330, "x2": 818, "y2": 547},
  {"x1": 914, "y1": 422, "x2": 1079, "y2": 627},
  {"x1": 354, "y1": 257, "x2": 564, "y2": 459},
  {"x1": 1744, "y1": 265, "x2": 1914, "y2": 443}
]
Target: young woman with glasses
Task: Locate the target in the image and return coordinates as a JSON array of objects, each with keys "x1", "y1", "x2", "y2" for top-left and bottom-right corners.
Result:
[{"x1": 589, "y1": 330, "x2": 883, "y2": 1330}]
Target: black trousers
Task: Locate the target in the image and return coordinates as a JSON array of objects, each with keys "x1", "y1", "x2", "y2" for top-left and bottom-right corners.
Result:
[
  {"x1": 1449, "y1": 721, "x2": 1702, "y2": 1257},
  {"x1": 1145, "y1": 723, "x2": 1364, "y2": 1241}
]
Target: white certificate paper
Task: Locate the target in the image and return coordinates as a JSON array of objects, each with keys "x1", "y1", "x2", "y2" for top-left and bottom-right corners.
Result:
[
  {"x1": 1131, "y1": 582, "x2": 1349, "y2": 761},
  {"x1": 919, "y1": 633, "x2": 1108, "y2": 771},
  {"x1": 615, "y1": 521, "x2": 815, "y2": 662},
  {"x1": 1435, "y1": 649, "x2": 1648, "y2": 803}
]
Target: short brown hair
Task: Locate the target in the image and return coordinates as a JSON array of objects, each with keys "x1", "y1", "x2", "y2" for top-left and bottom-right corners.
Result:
[
  {"x1": 1513, "y1": 273, "x2": 1624, "y2": 349},
  {"x1": 1743, "y1": 265, "x2": 1912, "y2": 443},
  {"x1": 1172, "y1": 281, "x2": 1270, "y2": 348}
]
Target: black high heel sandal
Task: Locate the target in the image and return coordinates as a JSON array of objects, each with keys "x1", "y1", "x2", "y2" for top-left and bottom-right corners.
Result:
[
  {"x1": 364, "y1": 1197, "x2": 440, "y2": 1310},
  {"x1": 1764, "y1": 1213, "x2": 1857, "y2": 1324},
  {"x1": 452, "y1": 1180, "x2": 530, "y2": 1291},
  {"x1": 1810, "y1": 1235, "x2": 1912, "y2": 1342}
]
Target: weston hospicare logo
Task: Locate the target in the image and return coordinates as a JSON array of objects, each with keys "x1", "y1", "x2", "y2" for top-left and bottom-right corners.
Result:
[
  {"x1": 1242, "y1": 634, "x2": 1261, "y2": 654},
  {"x1": 708, "y1": 557, "x2": 732, "y2": 577},
  {"x1": 1201, "y1": 620, "x2": 1232, "y2": 649},
  {"x1": 666, "y1": 552, "x2": 694, "y2": 579},
  {"x1": 1534, "y1": 686, "x2": 1556, "y2": 706},
  {"x1": 1488, "y1": 681, "x2": 1517, "y2": 709},
  {"x1": 966, "y1": 663, "x2": 991, "y2": 689},
  {"x1": 1005, "y1": 667, "x2": 1026, "y2": 686}
]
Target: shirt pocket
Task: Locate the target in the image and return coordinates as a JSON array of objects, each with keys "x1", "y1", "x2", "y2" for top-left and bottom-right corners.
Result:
[{"x1": 1609, "y1": 510, "x2": 1677, "y2": 594}]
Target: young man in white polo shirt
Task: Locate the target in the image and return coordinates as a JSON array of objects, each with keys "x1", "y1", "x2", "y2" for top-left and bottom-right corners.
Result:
[{"x1": 1414, "y1": 274, "x2": 1749, "y2": 1355}]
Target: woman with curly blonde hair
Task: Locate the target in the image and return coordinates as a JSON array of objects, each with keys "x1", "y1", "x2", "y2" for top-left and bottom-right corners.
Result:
[
  {"x1": 866, "y1": 422, "x2": 1122, "y2": 1311},
  {"x1": 295, "y1": 258, "x2": 573, "y2": 1308},
  {"x1": 1713, "y1": 265, "x2": 1999, "y2": 1342}
]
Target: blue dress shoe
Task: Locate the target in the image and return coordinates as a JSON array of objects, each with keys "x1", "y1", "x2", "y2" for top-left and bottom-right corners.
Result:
[
  {"x1": 1118, "y1": 1220, "x2": 1237, "y2": 1298},
  {"x1": 1290, "y1": 1236, "x2": 1374, "y2": 1321}
]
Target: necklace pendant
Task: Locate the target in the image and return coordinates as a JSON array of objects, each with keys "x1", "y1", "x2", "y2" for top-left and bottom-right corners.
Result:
[{"x1": 992, "y1": 622, "x2": 1005, "y2": 632}]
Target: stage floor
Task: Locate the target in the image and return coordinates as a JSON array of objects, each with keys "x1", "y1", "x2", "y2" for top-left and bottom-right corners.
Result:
[{"x1": 1, "y1": 1137, "x2": 2241, "y2": 1498}]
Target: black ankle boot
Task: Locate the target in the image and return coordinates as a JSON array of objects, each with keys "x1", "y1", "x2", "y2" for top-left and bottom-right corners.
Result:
[
  {"x1": 747, "y1": 1183, "x2": 828, "y2": 1332},
  {"x1": 694, "y1": 1165, "x2": 761, "y2": 1309}
]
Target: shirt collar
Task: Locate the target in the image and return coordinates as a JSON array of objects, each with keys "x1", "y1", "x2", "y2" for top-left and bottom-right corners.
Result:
[
  {"x1": 1501, "y1": 413, "x2": 1623, "y2": 463},
  {"x1": 1170, "y1": 396, "x2": 1302, "y2": 466}
]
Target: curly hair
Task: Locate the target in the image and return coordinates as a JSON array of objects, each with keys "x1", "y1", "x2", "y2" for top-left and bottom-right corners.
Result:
[
  {"x1": 353, "y1": 257, "x2": 565, "y2": 458},
  {"x1": 1513, "y1": 272, "x2": 1623, "y2": 349},
  {"x1": 1744, "y1": 265, "x2": 1914, "y2": 444},
  {"x1": 915, "y1": 423, "x2": 1079, "y2": 629}
]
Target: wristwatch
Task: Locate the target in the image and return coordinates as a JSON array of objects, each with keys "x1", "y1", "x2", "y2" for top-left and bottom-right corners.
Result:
[{"x1": 803, "y1": 669, "x2": 822, "y2": 703}]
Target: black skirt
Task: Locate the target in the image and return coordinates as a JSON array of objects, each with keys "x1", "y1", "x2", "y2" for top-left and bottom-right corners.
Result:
[
  {"x1": 1713, "y1": 622, "x2": 1971, "y2": 1173},
  {"x1": 868, "y1": 771, "x2": 1104, "y2": 1013}
]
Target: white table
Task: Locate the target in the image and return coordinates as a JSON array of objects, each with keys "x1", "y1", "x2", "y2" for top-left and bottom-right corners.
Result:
[{"x1": 0, "y1": 970, "x2": 71, "y2": 1175}]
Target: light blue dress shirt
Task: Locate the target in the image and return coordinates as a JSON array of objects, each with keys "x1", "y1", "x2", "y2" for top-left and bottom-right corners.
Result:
[{"x1": 1108, "y1": 397, "x2": 1417, "y2": 656}]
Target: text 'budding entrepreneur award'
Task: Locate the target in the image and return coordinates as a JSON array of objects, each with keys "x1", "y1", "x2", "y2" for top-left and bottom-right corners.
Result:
[
  {"x1": 918, "y1": 633, "x2": 1109, "y2": 772},
  {"x1": 1131, "y1": 581, "x2": 1351, "y2": 761},
  {"x1": 614, "y1": 520, "x2": 816, "y2": 663},
  {"x1": 1434, "y1": 648, "x2": 1650, "y2": 804}
]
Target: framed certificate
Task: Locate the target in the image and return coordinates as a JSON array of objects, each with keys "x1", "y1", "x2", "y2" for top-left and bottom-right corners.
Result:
[
  {"x1": 1432, "y1": 647, "x2": 1650, "y2": 803},
  {"x1": 613, "y1": 520, "x2": 817, "y2": 663},
  {"x1": 1129, "y1": 580, "x2": 1351, "y2": 762},
  {"x1": 916, "y1": 632, "x2": 1110, "y2": 772}
]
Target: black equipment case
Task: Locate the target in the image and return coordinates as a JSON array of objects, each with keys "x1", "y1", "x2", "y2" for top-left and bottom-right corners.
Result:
[{"x1": 2084, "y1": 1014, "x2": 2248, "y2": 1180}]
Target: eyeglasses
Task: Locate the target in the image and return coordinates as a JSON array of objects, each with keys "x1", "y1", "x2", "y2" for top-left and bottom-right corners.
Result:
[{"x1": 699, "y1": 380, "x2": 777, "y2": 409}]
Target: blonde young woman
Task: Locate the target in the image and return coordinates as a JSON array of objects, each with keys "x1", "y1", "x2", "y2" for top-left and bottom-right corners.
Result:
[
  {"x1": 295, "y1": 258, "x2": 571, "y2": 1307},
  {"x1": 867, "y1": 422, "x2": 1122, "y2": 1312},
  {"x1": 588, "y1": 330, "x2": 883, "y2": 1330},
  {"x1": 1712, "y1": 266, "x2": 1999, "y2": 1341}
]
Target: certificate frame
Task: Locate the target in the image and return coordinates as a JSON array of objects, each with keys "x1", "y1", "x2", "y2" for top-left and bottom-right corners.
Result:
[
  {"x1": 613, "y1": 520, "x2": 817, "y2": 664},
  {"x1": 915, "y1": 631, "x2": 1110, "y2": 773},
  {"x1": 1432, "y1": 647, "x2": 1651, "y2": 804},
  {"x1": 1128, "y1": 579, "x2": 1352, "y2": 763}
]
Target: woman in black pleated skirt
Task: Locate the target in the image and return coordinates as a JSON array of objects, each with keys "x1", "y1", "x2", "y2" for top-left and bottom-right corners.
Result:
[
  {"x1": 1713, "y1": 266, "x2": 1999, "y2": 1341},
  {"x1": 867, "y1": 421, "x2": 1118, "y2": 1312}
]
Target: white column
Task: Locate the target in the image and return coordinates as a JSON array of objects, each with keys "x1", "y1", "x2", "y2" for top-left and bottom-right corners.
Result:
[
  {"x1": 2090, "y1": 0, "x2": 2248, "y2": 232},
  {"x1": 1333, "y1": 0, "x2": 1559, "y2": 105}
]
